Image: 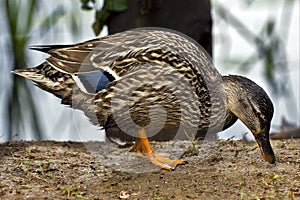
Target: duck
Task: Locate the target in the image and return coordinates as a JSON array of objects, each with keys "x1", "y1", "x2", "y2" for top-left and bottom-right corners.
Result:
[{"x1": 14, "y1": 27, "x2": 275, "y2": 170}]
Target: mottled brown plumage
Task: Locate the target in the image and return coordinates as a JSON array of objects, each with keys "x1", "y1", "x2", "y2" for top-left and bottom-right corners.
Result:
[{"x1": 14, "y1": 28, "x2": 276, "y2": 168}]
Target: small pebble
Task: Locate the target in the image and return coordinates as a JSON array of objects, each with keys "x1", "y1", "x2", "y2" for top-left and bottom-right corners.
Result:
[{"x1": 119, "y1": 191, "x2": 130, "y2": 199}]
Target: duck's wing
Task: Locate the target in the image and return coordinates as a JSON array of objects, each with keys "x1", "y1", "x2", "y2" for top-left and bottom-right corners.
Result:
[
  {"x1": 30, "y1": 31, "x2": 144, "y2": 75},
  {"x1": 30, "y1": 38, "x2": 113, "y2": 74}
]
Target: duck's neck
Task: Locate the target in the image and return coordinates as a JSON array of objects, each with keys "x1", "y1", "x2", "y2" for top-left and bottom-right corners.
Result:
[{"x1": 221, "y1": 75, "x2": 244, "y2": 131}]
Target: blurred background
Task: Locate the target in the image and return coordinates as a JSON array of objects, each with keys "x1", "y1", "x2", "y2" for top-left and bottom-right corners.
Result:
[{"x1": 0, "y1": 0, "x2": 299, "y2": 142}]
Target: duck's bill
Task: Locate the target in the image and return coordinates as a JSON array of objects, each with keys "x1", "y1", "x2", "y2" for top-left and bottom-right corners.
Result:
[{"x1": 254, "y1": 131, "x2": 276, "y2": 164}]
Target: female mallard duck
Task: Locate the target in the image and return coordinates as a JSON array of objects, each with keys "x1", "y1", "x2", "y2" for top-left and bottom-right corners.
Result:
[{"x1": 14, "y1": 28, "x2": 275, "y2": 170}]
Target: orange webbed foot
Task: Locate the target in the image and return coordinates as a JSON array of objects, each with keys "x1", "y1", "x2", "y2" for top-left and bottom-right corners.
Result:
[{"x1": 130, "y1": 128, "x2": 187, "y2": 170}]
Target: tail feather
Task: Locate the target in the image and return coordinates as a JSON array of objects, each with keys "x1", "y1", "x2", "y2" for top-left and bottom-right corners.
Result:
[
  {"x1": 13, "y1": 62, "x2": 75, "y2": 105},
  {"x1": 30, "y1": 44, "x2": 74, "y2": 53},
  {"x1": 13, "y1": 63, "x2": 104, "y2": 126}
]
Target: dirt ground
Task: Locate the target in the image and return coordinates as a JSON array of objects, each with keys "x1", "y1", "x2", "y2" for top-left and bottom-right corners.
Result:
[{"x1": 0, "y1": 138, "x2": 299, "y2": 200}]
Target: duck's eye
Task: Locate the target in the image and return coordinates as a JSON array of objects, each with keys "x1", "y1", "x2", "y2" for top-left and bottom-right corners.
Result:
[
  {"x1": 246, "y1": 96, "x2": 266, "y2": 122},
  {"x1": 259, "y1": 113, "x2": 266, "y2": 121},
  {"x1": 254, "y1": 110, "x2": 260, "y2": 116},
  {"x1": 254, "y1": 110, "x2": 266, "y2": 121}
]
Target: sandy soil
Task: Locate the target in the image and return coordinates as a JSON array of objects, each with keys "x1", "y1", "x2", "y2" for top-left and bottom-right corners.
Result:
[{"x1": 0, "y1": 139, "x2": 299, "y2": 199}]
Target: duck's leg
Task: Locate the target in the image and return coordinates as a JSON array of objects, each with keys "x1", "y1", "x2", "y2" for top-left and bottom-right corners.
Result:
[{"x1": 129, "y1": 128, "x2": 186, "y2": 170}]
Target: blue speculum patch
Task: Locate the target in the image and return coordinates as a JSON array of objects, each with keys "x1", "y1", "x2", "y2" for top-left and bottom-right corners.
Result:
[{"x1": 78, "y1": 70, "x2": 113, "y2": 93}]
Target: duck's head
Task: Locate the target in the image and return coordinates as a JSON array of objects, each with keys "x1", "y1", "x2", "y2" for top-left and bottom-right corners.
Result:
[{"x1": 223, "y1": 75, "x2": 275, "y2": 164}]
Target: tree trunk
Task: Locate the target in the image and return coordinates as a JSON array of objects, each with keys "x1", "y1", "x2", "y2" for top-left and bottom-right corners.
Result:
[{"x1": 107, "y1": 0, "x2": 212, "y2": 56}]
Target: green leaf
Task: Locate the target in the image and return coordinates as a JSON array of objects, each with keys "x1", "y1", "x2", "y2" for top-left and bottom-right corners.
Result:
[
  {"x1": 25, "y1": 0, "x2": 37, "y2": 34},
  {"x1": 266, "y1": 19, "x2": 275, "y2": 36},
  {"x1": 95, "y1": 9, "x2": 110, "y2": 21},
  {"x1": 93, "y1": 9, "x2": 110, "y2": 35},
  {"x1": 39, "y1": 6, "x2": 66, "y2": 35},
  {"x1": 92, "y1": 21, "x2": 103, "y2": 36},
  {"x1": 4, "y1": 0, "x2": 44, "y2": 141},
  {"x1": 80, "y1": 0, "x2": 94, "y2": 10},
  {"x1": 75, "y1": 194, "x2": 84, "y2": 198},
  {"x1": 270, "y1": 174, "x2": 279, "y2": 182},
  {"x1": 105, "y1": 0, "x2": 128, "y2": 12}
]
